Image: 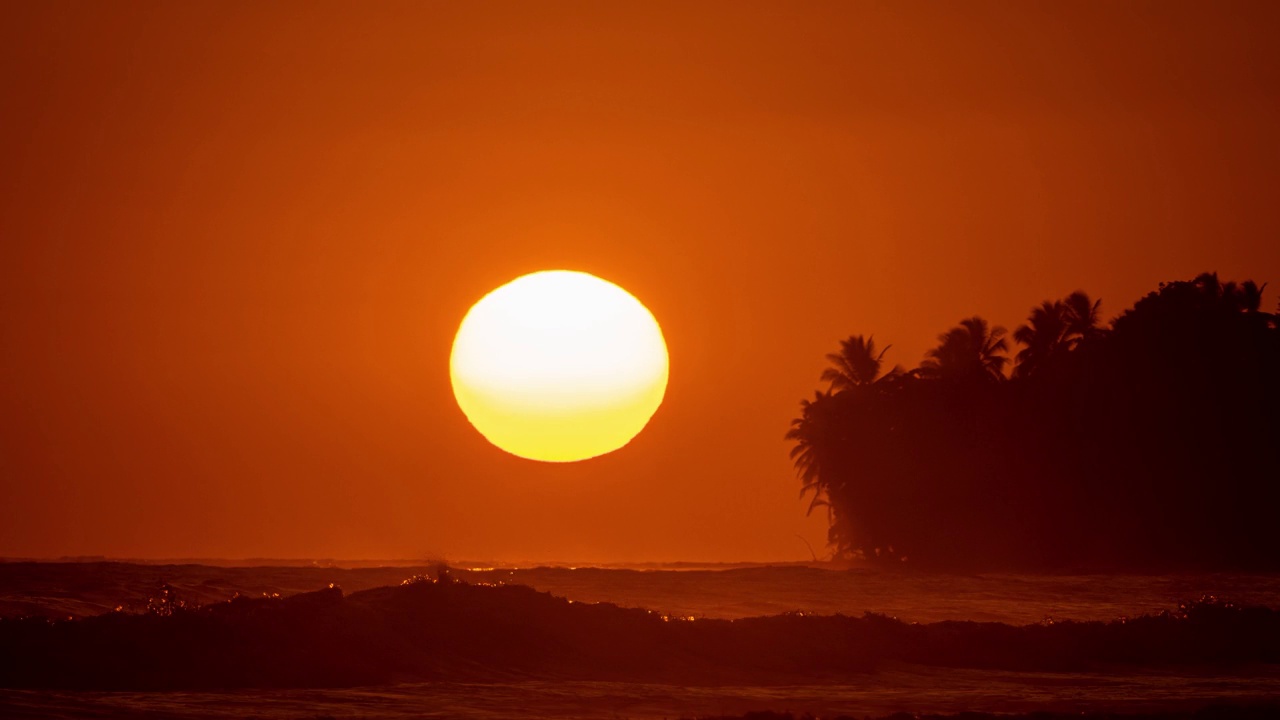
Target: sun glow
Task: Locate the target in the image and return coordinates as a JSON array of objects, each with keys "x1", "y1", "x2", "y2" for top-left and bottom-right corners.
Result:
[{"x1": 450, "y1": 270, "x2": 669, "y2": 462}]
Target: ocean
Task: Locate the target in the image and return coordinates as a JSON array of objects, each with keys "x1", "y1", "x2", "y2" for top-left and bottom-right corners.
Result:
[{"x1": 2, "y1": 561, "x2": 1279, "y2": 719}]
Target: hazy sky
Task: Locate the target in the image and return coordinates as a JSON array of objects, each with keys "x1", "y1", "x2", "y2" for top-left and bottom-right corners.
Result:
[{"x1": 3, "y1": 1, "x2": 1278, "y2": 563}]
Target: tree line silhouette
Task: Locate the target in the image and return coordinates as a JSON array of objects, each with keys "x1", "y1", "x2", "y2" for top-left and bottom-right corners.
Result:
[{"x1": 788, "y1": 273, "x2": 1280, "y2": 570}]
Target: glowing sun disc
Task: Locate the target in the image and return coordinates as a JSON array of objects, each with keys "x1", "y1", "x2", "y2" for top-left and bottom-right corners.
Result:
[{"x1": 450, "y1": 270, "x2": 669, "y2": 462}]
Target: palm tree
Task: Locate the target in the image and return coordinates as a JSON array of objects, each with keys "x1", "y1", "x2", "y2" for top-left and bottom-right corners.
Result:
[
  {"x1": 1013, "y1": 292, "x2": 1105, "y2": 378},
  {"x1": 1193, "y1": 272, "x2": 1223, "y2": 302},
  {"x1": 919, "y1": 316, "x2": 1009, "y2": 382},
  {"x1": 786, "y1": 389, "x2": 866, "y2": 558},
  {"x1": 1228, "y1": 279, "x2": 1266, "y2": 314},
  {"x1": 820, "y1": 335, "x2": 900, "y2": 392},
  {"x1": 1062, "y1": 291, "x2": 1104, "y2": 345},
  {"x1": 786, "y1": 391, "x2": 839, "y2": 516},
  {"x1": 1192, "y1": 272, "x2": 1260, "y2": 312},
  {"x1": 1013, "y1": 301, "x2": 1068, "y2": 379}
]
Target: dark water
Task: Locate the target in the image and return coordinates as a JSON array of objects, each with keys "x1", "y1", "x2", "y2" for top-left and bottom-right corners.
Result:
[
  {"x1": 7, "y1": 561, "x2": 1280, "y2": 624},
  {"x1": 3, "y1": 561, "x2": 1280, "y2": 718},
  {"x1": 7, "y1": 671, "x2": 1280, "y2": 720},
  {"x1": 473, "y1": 565, "x2": 1280, "y2": 624}
]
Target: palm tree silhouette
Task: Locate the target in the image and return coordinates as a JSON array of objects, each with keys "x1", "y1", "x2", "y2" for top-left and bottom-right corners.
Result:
[
  {"x1": 1013, "y1": 292, "x2": 1105, "y2": 378},
  {"x1": 788, "y1": 273, "x2": 1277, "y2": 570},
  {"x1": 1062, "y1": 291, "x2": 1104, "y2": 345},
  {"x1": 786, "y1": 390, "x2": 837, "y2": 516},
  {"x1": 1013, "y1": 301, "x2": 1068, "y2": 379},
  {"x1": 919, "y1": 316, "x2": 1009, "y2": 382},
  {"x1": 820, "y1": 335, "x2": 900, "y2": 392},
  {"x1": 1190, "y1": 272, "x2": 1263, "y2": 313},
  {"x1": 786, "y1": 389, "x2": 867, "y2": 558},
  {"x1": 1219, "y1": 278, "x2": 1267, "y2": 314}
]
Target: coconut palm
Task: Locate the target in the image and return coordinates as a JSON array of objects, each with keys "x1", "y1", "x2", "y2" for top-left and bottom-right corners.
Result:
[
  {"x1": 820, "y1": 335, "x2": 900, "y2": 392},
  {"x1": 1012, "y1": 292, "x2": 1106, "y2": 378},
  {"x1": 786, "y1": 389, "x2": 866, "y2": 558},
  {"x1": 1193, "y1": 272, "x2": 1223, "y2": 301},
  {"x1": 786, "y1": 390, "x2": 839, "y2": 516},
  {"x1": 1229, "y1": 279, "x2": 1266, "y2": 314},
  {"x1": 1062, "y1": 291, "x2": 1104, "y2": 345},
  {"x1": 919, "y1": 316, "x2": 1009, "y2": 382},
  {"x1": 1193, "y1": 272, "x2": 1254, "y2": 312},
  {"x1": 1013, "y1": 301, "x2": 1068, "y2": 379}
]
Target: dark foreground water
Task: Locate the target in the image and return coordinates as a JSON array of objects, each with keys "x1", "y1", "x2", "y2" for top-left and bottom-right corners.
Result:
[
  {"x1": 2, "y1": 561, "x2": 1279, "y2": 719},
  {"x1": 5, "y1": 671, "x2": 1280, "y2": 720}
]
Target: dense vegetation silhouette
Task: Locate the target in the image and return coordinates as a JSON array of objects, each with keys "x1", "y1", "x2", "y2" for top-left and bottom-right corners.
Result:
[{"x1": 789, "y1": 273, "x2": 1279, "y2": 570}]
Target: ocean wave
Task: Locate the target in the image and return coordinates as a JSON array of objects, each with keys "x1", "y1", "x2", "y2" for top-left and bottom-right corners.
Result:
[{"x1": 1, "y1": 580, "x2": 1277, "y2": 690}]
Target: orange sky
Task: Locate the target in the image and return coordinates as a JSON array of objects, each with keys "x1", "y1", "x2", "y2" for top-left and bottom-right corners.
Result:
[{"x1": 2, "y1": 1, "x2": 1278, "y2": 563}]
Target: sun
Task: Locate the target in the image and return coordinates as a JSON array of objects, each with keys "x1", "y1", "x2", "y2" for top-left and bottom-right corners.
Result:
[{"x1": 450, "y1": 270, "x2": 669, "y2": 462}]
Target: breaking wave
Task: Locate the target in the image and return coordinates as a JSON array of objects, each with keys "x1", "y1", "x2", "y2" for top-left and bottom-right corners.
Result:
[{"x1": 2, "y1": 578, "x2": 1278, "y2": 690}]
